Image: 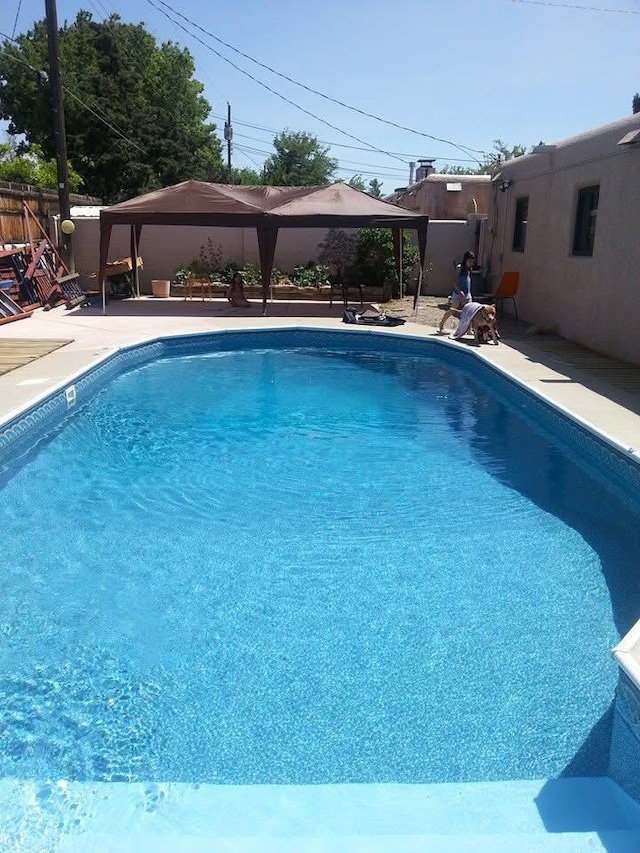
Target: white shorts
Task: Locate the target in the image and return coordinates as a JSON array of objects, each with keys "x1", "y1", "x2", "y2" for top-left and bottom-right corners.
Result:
[{"x1": 451, "y1": 293, "x2": 471, "y2": 309}]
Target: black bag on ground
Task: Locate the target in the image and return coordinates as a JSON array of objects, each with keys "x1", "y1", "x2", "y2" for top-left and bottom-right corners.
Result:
[{"x1": 342, "y1": 305, "x2": 405, "y2": 327}]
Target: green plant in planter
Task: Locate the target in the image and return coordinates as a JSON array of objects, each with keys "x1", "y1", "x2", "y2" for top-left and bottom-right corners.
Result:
[
  {"x1": 270, "y1": 268, "x2": 288, "y2": 286},
  {"x1": 219, "y1": 262, "x2": 240, "y2": 284},
  {"x1": 186, "y1": 257, "x2": 209, "y2": 279},
  {"x1": 237, "y1": 263, "x2": 260, "y2": 287},
  {"x1": 174, "y1": 266, "x2": 192, "y2": 285},
  {"x1": 291, "y1": 262, "x2": 330, "y2": 288},
  {"x1": 352, "y1": 228, "x2": 418, "y2": 297}
]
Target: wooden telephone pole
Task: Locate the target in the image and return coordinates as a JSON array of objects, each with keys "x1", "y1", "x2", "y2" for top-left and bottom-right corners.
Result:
[
  {"x1": 224, "y1": 102, "x2": 232, "y2": 170},
  {"x1": 44, "y1": 0, "x2": 74, "y2": 269}
]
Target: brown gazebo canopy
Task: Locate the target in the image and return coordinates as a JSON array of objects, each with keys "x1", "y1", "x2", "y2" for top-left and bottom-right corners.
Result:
[{"x1": 99, "y1": 181, "x2": 429, "y2": 313}]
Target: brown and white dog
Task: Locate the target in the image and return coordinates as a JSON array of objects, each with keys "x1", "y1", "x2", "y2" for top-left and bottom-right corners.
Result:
[{"x1": 440, "y1": 304, "x2": 499, "y2": 345}]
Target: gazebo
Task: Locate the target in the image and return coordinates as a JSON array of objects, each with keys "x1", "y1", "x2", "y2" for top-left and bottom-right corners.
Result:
[{"x1": 98, "y1": 181, "x2": 430, "y2": 313}]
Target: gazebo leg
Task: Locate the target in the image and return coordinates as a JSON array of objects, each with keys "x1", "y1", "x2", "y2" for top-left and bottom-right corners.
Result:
[{"x1": 257, "y1": 226, "x2": 278, "y2": 317}]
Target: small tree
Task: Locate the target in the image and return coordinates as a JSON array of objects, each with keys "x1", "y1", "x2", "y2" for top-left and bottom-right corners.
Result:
[
  {"x1": 633, "y1": 93, "x2": 640, "y2": 114},
  {"x1": 352, "y1": 229, "x2": 418, "y2": 298},
  {"x1": 317, "y1": 228, "x2": 357, "y2": 283},
  {"x1": 367, "y1": 178, "x2": 382, "y2": 198},
  {"x1": 214, "y1": 165, "x2": 262, "y2": 185},
  {"x1": 439, "y1": 140, "x2": 528, "y2": 175},
  {"x1": 347, "y1": 174, "x2": 366, "y2": 191},
  {"x1": 263, "y1": 131, "x2": 337, "y2": 186}
]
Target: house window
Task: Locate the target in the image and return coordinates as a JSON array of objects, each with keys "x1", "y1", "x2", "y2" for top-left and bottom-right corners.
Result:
[
  {"x1": 572, "y1": 185, "x2": 599, "y2": 256},
  {"x1": 512, "y1": 196, "x2": 528, "y2": 252}
]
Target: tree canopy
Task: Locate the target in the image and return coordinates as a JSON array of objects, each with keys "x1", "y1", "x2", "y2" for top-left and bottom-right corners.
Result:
[
  {"x1": 633, "y1": 93, "x2": 640, "y2": 114},
  {"x1": 438, "y1": 140, "x2": 528, "y2": 175},
  {"x1": 0, "y1": 12, "x2": 223, "y2": 201},
  {"x1": 0, "y1": 138, "x2": 83, "y2": 191},
  {"x1": 262, "y1": 131, "x2": 337, "y2": 186}
]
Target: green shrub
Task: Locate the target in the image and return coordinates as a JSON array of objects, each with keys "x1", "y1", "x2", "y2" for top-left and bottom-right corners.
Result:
[
  {"x1": 291, "y1": 262, "x2": 331, "y2": 288},
  {"x1": 352, "y1": 229, "x2": 418, "y2": 295}
]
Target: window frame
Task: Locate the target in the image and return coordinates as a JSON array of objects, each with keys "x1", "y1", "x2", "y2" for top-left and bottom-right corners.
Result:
[
  {"x1": 572, "y1": 184, "x2": 599, "y2": 257},
  {"x1": 512, "y1": 196, "x2": 529, "y2": 253}
]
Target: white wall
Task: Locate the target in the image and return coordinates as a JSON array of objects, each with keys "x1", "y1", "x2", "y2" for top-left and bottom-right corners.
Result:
[{"x1": 70, "y1": 220, "x2": 334, "y2": 289}]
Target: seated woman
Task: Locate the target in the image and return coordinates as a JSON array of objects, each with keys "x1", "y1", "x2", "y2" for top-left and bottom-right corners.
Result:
[
  {"x1": 438, "y1": 251, "x2": 475, "y2": 334},
  {"x1": 226, "y1": 271, "x2": 251, "y2": 308}
]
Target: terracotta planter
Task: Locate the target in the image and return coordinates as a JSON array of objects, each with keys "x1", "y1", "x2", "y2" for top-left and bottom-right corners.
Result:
[{"x1": 151, "y1": 279, "x2": 170, "y2": 298}]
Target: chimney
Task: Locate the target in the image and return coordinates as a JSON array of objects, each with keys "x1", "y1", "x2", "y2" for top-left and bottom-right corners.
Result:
[
  {"x1": 415, "y1": 159, "x2": 435, "y2": 181},
  {"x1": 409, "y1": 161, "x2": 415, "y2": 184}
]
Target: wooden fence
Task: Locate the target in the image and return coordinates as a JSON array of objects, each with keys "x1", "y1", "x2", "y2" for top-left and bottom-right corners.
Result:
[{"x1": 0, "y1": 181, "x2": 101, "y2": 244}]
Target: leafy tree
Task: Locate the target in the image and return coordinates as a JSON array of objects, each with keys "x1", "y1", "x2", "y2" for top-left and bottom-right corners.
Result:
[
  {"x1": 438, "y1": 140, "x2": 528, "y2": 176},
  {"x1": 0, "y1": 13, "x2": 223, "y2": 201},
  {"x1": 367, "y1": 178, "x2": 382, "y2": 198},
  {"x1": 347, "y1": 174, "x2": 366, "y2": 191},
  {"x1": 262, "y1": 131, "x2": 337, "y2": 186},
  {"x1": 0, "y1": 140, "x2": 83, "y2": 191},
  {"x1": 436, "y1": 164, "x2": 477, "y2": 176},
  {"x1": 633, "y1": 93, "x2": 640, "y2": 114},
  {"x1": 491, "y1": 139, "x2": 527, "y2": 163},
  {"x1": 352, "y1": 228, "x2": 418, "y2": 298},
  {"x1": 214, "y1": 165, "x2": 262, "y2": 185}
]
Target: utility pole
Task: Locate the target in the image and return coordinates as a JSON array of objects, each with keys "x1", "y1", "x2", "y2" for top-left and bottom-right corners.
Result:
[
  {"x1": 44, "y1": 0, "x2": 74, "y2": 270},
  {"x1": 224, "y1": 102, "x2": 232, "y2": 170}
]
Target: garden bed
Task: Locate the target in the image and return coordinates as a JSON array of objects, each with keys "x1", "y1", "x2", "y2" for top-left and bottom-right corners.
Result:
[{"x1": 170, "y1": 281, "x2": 388, "y2": 302}]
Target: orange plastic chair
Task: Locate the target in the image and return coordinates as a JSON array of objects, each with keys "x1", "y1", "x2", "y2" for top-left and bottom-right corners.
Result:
[{"x1": 485, "y1": 271, "x2": 519, "y2": 319}]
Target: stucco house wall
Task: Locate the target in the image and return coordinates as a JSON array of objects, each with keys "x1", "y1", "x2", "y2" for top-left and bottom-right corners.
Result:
[
  {"x1": 488, "y1": 114, "x2": 640, "y2": 366},
  {"x1": 420, "y1": 219, "x2": 482, "y2": 295},
  {"x1": 390, "y1": 174, "x2": 492, "y2": 219}
]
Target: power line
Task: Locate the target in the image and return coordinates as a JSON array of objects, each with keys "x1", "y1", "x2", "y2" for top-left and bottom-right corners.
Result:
[
  {"x1": 0, "y1": 33, "x2": 146, "y2": 154},
  {"x1": 233, "y1": 142, "x2": 410, "y2": 178},
  {"x1": 151, "y1": 0, "x2": 489, "y2": 158},
  {"x1": 233, "y1": 140, "x2": 408, "y2": 174},
  {"x1": 107, "y1": 0, "x2": 230, "y2": 105},
  {"x1": 94, "y1": 0, "x2": 113, "y2": 16},
  {"x1": 234, "y1": 135, "x2": 412, "y2": 172},
  {"x1": 145, "y1": 0, "x2": 415, "y2": 166},
  {"x1": 214, "y1": 115, "x2": 481, "y2": 162},
  {"x1": 86, "y1": 0, "x2": 106, "y2": 19},
  {"x1": 10, "y1": 0, "x2": 22, "y2": 40},
  {"x1": 62, "y1": 87, "x2": 146, "y2": 153},
  {"x1": 334, "y1": 166, "x2": 408, "y2": 179},
  {"x1": 509, "y1": 0, "x2": 640, "y2": 13},
  {"x1": 234, "y1": 147, "x2": 262, "y2": 171}
]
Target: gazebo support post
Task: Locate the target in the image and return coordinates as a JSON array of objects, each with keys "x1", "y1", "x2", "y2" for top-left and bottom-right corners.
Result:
[
  {"x1": 99, "y1": 219, "x2": 112, "y2": 316},
  {"x1": 130, "y1": 224, "x2": 141, "y2": 298},
  {"x1": 391, "y1": 227, "x2": 403, "y2": 300},
  {"x1": 413, "y1": 224, "x2": 429, "y2": 312},
  {"x1": 257, "y1": 226, "x2": 278, "y2": 316}
]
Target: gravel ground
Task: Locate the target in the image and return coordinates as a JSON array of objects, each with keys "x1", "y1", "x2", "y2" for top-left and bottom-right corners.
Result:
[{"x1": 382, "y1": 295, "x2": 528, "y2": 338}]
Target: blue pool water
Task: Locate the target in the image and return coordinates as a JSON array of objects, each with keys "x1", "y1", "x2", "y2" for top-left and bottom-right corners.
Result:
[{"x1": 1, "y1": 344, "x2": 639, "y2": 786}]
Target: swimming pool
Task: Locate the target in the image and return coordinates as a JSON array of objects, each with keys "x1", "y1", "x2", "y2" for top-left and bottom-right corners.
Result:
[{"x1": 1, "y1": 329, "x2": 639, "y2": 792}]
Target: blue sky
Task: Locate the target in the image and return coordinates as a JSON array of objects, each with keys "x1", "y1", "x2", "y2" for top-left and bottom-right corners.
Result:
[{"x1": 1, "y1": 0, "x2": 639, "y2": 190}]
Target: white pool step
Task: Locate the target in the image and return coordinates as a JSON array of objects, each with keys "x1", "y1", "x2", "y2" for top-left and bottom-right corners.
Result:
[
  {"x1": 56, "y1": 830, "x2": 640, "y2": 852},
  {"x1": 2, "y1": 776, "x2": 639, "y2": 852}
]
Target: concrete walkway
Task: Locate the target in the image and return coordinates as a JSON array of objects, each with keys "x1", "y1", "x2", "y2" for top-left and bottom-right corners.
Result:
[{"x1": 0, "y1": 297, "x2": 639, "y2": 458}]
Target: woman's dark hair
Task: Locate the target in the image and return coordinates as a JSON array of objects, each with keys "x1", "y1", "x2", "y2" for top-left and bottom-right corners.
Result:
[{"x1": 459, "y1": 251, "x2": 476, "y2": 270}]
